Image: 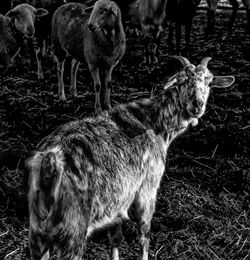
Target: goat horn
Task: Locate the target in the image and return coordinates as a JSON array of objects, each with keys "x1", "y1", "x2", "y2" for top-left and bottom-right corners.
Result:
[
  {"x1": 200, "y1": 57, "x2": 212, "y2": 67},
  {"x1": 170, "y1": 56, "x2": 191, "y2": 67}
]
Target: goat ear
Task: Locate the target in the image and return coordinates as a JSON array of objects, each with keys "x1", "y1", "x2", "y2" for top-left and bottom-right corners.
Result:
[
  {"x1": 83, "y1": 6, "x2": 94, "y2": 14},
  {"x1": 35, "y1": 8, "x2": 49, "y2": 17},
  {"x1": 210, "y1": 76, "x2": 235, "y2": 88},
  {"x1": 164, "y1": 77, "x2": 177, "y2": 90},
  {"x1": 5, "y1": 9, "x2": 17, "y2": 18}
]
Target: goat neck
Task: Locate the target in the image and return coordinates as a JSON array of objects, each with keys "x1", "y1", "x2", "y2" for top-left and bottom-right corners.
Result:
[{"x1": 122, "y1": 89, "x2": 188, "y2": 143}]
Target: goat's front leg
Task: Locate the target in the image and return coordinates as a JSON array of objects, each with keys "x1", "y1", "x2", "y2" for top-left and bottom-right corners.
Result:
[
  {"x1": 70, "y1": 59, "x2": 80, "y2": 97},
  {"x1": 54, "y1": 56, "x2": 66, "y2": 101},
  {"x1": 108, "y1": 223, "x2": 123, "y2": 260},
  {"x1": 104, "y1": 65, "x2": 114, "y2": 110},
  {"x1": 89, "y1": 65, "x2": 102, "y2": 113}
]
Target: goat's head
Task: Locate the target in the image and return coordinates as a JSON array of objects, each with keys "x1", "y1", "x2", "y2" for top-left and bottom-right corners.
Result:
[
  {"x1": 6, "y1": 3, "x2": 48, "y2": 38},
  {"x1": 164, "y1": 56, "x2": 235, "y2": 124},
  {"x1": 85, "y1": 0, "x2": 120, "y2": 36}
]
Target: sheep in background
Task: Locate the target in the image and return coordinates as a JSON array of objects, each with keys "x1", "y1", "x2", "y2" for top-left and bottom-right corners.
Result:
[
  {"x1": 27, "y1": 56, "x2": 235, "y2": 260},
  {"x1": 206, "y1": 0, "x2": 239, "y2": 35},
  {"x1": 11, "y1": 0, "x2": 65, "y2": 79},
  {"x1": 128, "y1": 0, "x2": 168, "y2": 64},
  {"x1": 0, "y1": 4, "x2": 48, "y2": 68},
  {"x1": 243, "y1": 0, "x2": 250, "y2": 33},
  {"x1": 166, "y1": 0, "x2": 201, "y2": 55},
  {"x1": 51, "y1": 0, "x2": 126, "y2": 113}
]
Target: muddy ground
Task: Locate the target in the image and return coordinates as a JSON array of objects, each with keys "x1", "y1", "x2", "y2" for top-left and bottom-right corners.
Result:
[{"x1": 0, "y1": 9, "x2": 250, "y2": 260}]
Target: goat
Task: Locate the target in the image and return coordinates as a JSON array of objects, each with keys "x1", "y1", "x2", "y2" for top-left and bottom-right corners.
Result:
[
  {"x1": 127, "y1": 0, "x2": 168, "y2": 64},
  {"x1": 206, "y1": 0, "x2": 239, "y2": 35},
  {"x1": 11, "y1": 0, "x2": 65, "y2": 79},
  {"x1": 27, "y1": 56, "x2": 235, "y2": 260},
  {"x1": 0, "y1": 3, "x2": 48, "y2": 68},
  {"x1": 165, "y1": 0, "x2": 201, "y2": 55},
  {"x1": 51, "y1": 0, "x2": 126, "y2": 113}
]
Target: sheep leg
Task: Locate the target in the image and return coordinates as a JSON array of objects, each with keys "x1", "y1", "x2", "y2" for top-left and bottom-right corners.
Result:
[
  {"x1": 29, "y1": 229, "x2": 50, "y2": 260},
  {"x1": 228, "y1": 0, "x2": 239, "y2": 35},
  {"x1": 143, "y1": 35, "x2": 151, "y2": 65},
  {"x1": 134, "y1": 191, "x2": 157, "y2": 260},
  {"x1": 108, "y1": 223, "x2": 123, "y2": 260},
  {"x1": 175, "y1": 23, "x2": 181, "y2": 55},
  {"x1": 70, "y1": 59, "x2": 80, "y2": 97},
  {"x1": 151, "y1": 26, "x2": 162, "y2": 64},
  {"x1": 168, "y1": 23, "x2": 174, "y2": 51},
  {"x1": 36, "y1": 37, "x2": 45, "y2": 80},
  {"x1": 247, "y1": 9, "x2": 250, "y2": 33},
  {"x1": 206, "y1": 0, "x2": 219, "y2": 34},
  {"x1": 89, "y1": 66, "x2": 102, "y2": 113},
  {"x1": 36, "y1": 48, "x2": 44, "y2": 80},
  {"x1": 185, "y1": 21, "x2": 192, "y2": 55},
  {"x1": 54, "y1": 56, "x2": 66, "y2": 101},
  {"x1": 104, "y1": 66, "x2": 114, "y2": 110},
  {"x1": 27, "y1": 39, "x2": 36, "y2": 74}
]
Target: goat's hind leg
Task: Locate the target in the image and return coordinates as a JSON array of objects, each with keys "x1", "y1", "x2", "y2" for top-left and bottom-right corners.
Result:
[
  {"x1": 29, "y1": 228, "x2": 50, "y2": 260},
  {"x1": 108, "y1": 223, "x2": 123, "y2": 260},
  {"x1": 134, "y1": 190, "x2": 157, "y2": 260}
]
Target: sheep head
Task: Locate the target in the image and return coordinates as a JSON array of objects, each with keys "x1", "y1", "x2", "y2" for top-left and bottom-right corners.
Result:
[
  {"x1": 85, "y1": 0, "x2": 120, "y2": 37},
  {"x1": 6, "y1": 3, "x2": 48, "y2": 38}
]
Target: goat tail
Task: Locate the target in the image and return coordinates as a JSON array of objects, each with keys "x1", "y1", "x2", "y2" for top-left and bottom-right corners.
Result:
[
  {"x1": 40, "y1": 151, "x2": 61, "y2": 196},
  {"x1": 27, "y1": 148, "x2": 64, "y2": 229}
]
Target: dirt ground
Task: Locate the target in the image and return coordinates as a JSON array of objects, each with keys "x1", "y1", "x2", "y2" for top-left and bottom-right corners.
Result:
[{"x1": 0, "y1": 8, "x2": 250, "y2": 260}]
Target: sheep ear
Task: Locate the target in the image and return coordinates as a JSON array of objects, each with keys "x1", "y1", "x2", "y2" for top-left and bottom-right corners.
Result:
[
  {"x1": 35, "y1": 8, "x2": 49, "y2": 17},
  {"x1": 83, "y1": 6, "x2": 94, "y2": 14},
  {"x1": 210, "y1": 76, "x2": 235, "y2": 88},
  {"x1": 164, "y1": 77, "x2": 177, "y2": 90},
  {"x1": 5, "y1": 9, "x2": 17, "y2": 18}
]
